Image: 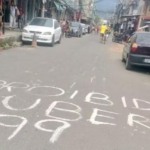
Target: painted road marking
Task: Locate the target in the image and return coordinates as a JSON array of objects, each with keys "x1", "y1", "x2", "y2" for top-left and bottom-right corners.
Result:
[{"x1": 0, "y1": 79, "x2": 150, "y2": 143}]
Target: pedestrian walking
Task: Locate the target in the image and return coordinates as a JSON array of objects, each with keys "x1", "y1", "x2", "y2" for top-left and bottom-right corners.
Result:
[
  {"x1": 61, "y1": 19, "x2": 66, "y2": 37},
  {"x1": 96, "y1": 25, "x2": 99, "y2": 34},
  {"x1": 9, "y1": 2, "x2": 18, "y2": 29},
  {"x1": 65, "y1": 21, "x2": 70, "y2": 38},
  {"x1": 17, "y1": 7, "x2": 24, "y2": 30}
]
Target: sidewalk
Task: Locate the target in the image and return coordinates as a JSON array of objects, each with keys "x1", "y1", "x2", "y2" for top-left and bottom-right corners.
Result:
[{"x1": 0, "y1": 23, "x2": 22, "y2": 50}]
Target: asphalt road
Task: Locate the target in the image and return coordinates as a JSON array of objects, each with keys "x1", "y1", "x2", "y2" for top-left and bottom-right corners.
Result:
[{"x1": 0, "y1": 33, "x2": 150, "y2": 150}]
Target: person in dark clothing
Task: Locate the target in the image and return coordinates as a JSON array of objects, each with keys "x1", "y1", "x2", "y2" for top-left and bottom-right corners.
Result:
[
  {"x1": 0, "y1": 8, "x2": 3, "y2": 34},
  {"x1": 127, "y1": 27, "x2": 135, "y2": 36},
  {"x1": 122, "y1": 27, "x2": 135, "y2": 42},
  {"x1": 17, "y1": 7, "x2": 24, "y2": 29},
  {"x1": 114, "y1": 23, "x2": 120, "y2": 32}
]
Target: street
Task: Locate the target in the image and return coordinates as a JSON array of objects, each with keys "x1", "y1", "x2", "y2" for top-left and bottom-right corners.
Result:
[{"x1": 0, "y1": 33, "x2": 150, "y2": 150}]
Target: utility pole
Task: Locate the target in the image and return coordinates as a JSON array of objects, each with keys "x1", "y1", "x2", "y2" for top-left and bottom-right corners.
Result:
[{"x1": 78, "y1": 0, "x2": 82, "y2": 22}]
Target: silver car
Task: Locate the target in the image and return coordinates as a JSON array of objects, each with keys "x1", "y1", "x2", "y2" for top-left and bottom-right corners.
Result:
[{"x1": 70, "y1": 22, "x2": 82, "y2": 37}]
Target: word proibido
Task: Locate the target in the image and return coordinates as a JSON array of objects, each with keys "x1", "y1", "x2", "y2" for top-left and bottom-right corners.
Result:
[{"x1": 0, "y1": 80, "x2": 150, "y2": 143}]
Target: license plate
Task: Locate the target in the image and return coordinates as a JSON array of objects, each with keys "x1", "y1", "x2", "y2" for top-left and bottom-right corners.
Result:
[{"x1": 144, "y1": 59, "x2": 150, "y2": 63}]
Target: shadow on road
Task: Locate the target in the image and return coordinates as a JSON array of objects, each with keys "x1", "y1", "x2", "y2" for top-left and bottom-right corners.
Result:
[
  {"x1": 121, "y1": 60, "x2": 150, "y2": 75},
  {"x1": 131, "y1": 66, "x2": 150, "y2": 75}
]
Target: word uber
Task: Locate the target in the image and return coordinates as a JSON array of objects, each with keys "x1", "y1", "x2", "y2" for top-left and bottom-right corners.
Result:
[{"x1": 0, "y1": 80, "x2": 150, "y2": 143}]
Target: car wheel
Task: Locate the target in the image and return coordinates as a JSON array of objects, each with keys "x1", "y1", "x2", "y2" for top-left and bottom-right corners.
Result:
[
  {"x1": 79, "y1": 33, "x2": 82, "y2": 38},
  {"x1": 22, "y1": 40, "x2": 25, "y2": 45},
  {"x1": 50, "y1": 36, "x2": 55, "y2": 47},
  {"x1": 121, "y1": 52, "x2": 125, "y2": 62},
  {"x1": 58, "y1": 35, "x2": 61, "y2": 44},
  {"x1": 125, "y1": 56, "x2": 132, "y2": 70}
]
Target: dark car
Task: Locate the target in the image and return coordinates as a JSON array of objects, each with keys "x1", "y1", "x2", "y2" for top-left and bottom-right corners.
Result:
[
  {"x1": 70, "y1": 22, "x2": 82, "y2": 37},
  {"x1": 122, "y1": 32, "x2": 150, "y2": 70}
]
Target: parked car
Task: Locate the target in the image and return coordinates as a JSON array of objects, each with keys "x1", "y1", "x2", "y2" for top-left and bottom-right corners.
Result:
[
  {"x1": 81, "y1": 23, "x2": 86, "y2": 35},
  {"x1": 122, "y1": 32, "x2": 150, "y2": 70},
  {"x1": 22, "y1": 17, "x2": 62, "y2": 46},
  {"x1": 70, "y1": 21, "x2": 82, "y2": 37},
  {"x1": 84, "y1": 24, "x2": 89, "y2": 33}
]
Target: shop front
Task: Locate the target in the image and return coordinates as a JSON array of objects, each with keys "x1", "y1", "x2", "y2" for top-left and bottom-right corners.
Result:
[{"x1": 120, "y1": 15, "x2": 140, "y2": 32}]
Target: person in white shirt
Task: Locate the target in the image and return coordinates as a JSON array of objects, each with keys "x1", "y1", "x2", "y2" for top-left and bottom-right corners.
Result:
[{"x1": 9, "y1": 2, "x2": 18, "y2": 29}]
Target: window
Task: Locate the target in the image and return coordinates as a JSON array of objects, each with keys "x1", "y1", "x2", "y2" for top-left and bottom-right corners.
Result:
[
  {"x1": 136, "y1": 33, "x2": 150, "y2": 43},
  {"x1": 54, "y1": 21, "x2": 59, "y2": 29},
  {"x1": 29, "y1": 18, "x2": 53, "y2": 27}
]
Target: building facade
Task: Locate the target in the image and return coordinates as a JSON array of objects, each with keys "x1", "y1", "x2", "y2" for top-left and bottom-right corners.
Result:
[
  {"x1": 1, "y1": 0, "x2": 82, "y2": 34},
  {"x1": 80, "y1": 0, "x2": 94, "y2": 23},
  {"x1": 0, "y1": 0, "x2": 95, "y2": 35},
  {"x1": 114, "y1": 0, "x2": 148, "y2": 32},
  {"x1": 141, "y1": 0, "x2": 150, "y2": 28}
]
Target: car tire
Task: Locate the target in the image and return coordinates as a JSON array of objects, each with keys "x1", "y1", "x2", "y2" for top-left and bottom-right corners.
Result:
[
  {"x1": 22, "y1": 40, "x2": 25, "y2": 45},
  {"x1": 50, "y1": 36, "x2": 55, "y2": 47},
  {"x1": 79, "y1": 33, "x2": 82, "y2": 38},
  {"x1": 58, "y1": 35, "x2": 61, "y2": 44},
  {"x1": 125, "y1": 56, "x2": 132, "y2": 70},
  {"x1": 121, "y1": 53, "x2": 125, "y2": 62}
]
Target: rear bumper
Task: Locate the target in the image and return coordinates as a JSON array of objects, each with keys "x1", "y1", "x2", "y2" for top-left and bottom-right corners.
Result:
[{"x1": 128, "y1": 54, "x2": 150, "y2": 67}]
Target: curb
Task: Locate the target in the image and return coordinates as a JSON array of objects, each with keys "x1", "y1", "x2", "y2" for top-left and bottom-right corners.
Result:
[{"x1": 0, "y1": 33, "x2": 22, "y2": 50}]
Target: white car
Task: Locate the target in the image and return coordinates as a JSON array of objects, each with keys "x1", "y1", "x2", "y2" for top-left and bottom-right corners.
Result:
[{"x1": 22, "y1": 17, "x2": 62, "y2": 46}]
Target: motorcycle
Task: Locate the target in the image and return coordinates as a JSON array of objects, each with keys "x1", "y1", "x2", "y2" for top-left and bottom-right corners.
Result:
[
  {"x1": 64, "y1": 28, "x2": 73, "y2": 38},
  {"x1": 112, "y1": 31, "x2": 123, "y2": 43}
]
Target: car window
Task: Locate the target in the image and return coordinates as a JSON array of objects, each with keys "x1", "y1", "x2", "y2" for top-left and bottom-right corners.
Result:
[
  {"x1": 71, "y1": 22, "x2": 79, "y2": 27},
  {"x1": 29, "y1": 18, "x2": 53, "y2": 27},
  {"x1": 136, "y1": 33, "x2": 150, "y2": 44},
  {"x1": 130, "y1": 34, "x2": 136, "y2": 43},
  {"x1": 54, "y1": 21, "x2": 59, "y2": 29}
]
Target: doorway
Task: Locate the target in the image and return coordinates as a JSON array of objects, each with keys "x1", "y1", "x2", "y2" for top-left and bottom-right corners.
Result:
[{"x1": 3, "y1": 0, "x2": 10, "y2": 22}]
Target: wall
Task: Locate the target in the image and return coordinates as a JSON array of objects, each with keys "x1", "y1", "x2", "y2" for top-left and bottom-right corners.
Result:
[
  {"x1": 81, "y1": 0, "x2": 94, "y2": 21},
  {"x1": 144, "y1": 0, "x2": 150, "y2": 16}
]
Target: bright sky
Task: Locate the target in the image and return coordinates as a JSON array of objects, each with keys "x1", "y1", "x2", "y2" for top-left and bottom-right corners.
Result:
[{"x1": 95, "y1": 0, "x2": 118, "y2": 11}]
